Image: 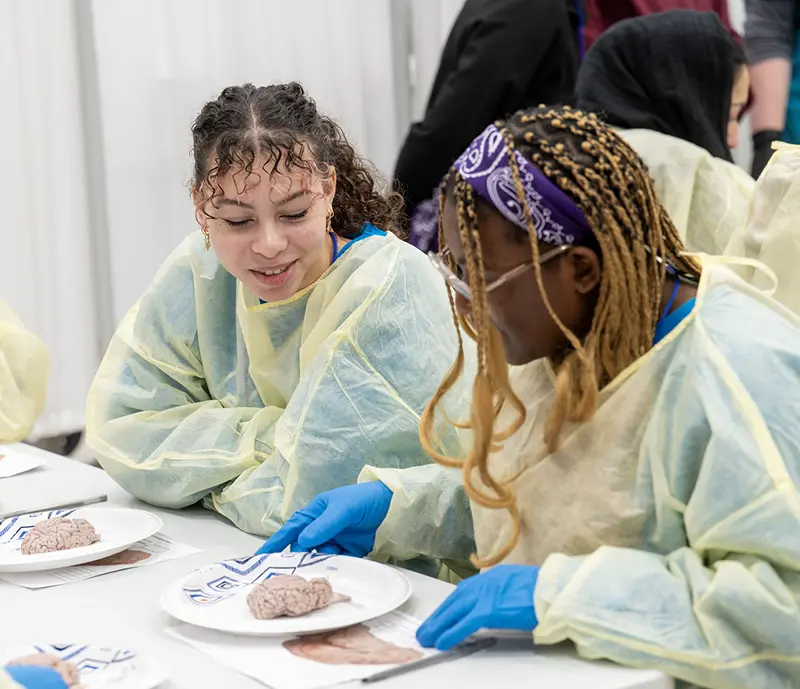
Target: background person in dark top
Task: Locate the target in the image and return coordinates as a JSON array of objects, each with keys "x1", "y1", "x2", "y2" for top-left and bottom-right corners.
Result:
[
  {"x1": 398, "y1": 0, "x2": 579, "y2": 252},
  {"x1": 575, "y1": 10, "x2": 754, "y2": 256}
]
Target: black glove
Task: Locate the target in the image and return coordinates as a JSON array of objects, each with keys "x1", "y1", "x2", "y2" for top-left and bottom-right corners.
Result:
[{"x1": 752, "y1": 130, "x2": 782, "y2": 179}]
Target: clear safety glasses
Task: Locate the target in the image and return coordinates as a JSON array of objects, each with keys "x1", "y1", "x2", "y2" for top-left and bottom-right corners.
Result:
[{"x1": 428, "y1": 245, "x2": 570, "y2": 300}]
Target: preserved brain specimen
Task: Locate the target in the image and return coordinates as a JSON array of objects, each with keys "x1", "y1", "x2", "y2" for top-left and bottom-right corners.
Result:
[
  {"x1": 20, "y1": 517, "x2": 100, "y2": 555},
  {"x1": 247, "y1": 575, "x2": 350, "y2": 619}
]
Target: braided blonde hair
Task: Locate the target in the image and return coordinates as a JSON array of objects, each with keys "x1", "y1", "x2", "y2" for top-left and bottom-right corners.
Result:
[{"x1": 420, "y1": 107, "x2": 700, "y2": 567}]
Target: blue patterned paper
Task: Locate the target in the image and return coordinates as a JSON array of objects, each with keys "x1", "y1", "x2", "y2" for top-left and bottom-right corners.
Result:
[
  {"x1": 30, "y1": 645, "x2": 136, "y2": 674},
  {"x1": 0, "y1": 510, "x2": 77, "y2": 544},
  {"x1": 183, "y1": 551, "x2": 336, "y2": 606},
  {"x1": 1, "y1": 644, "x2": 143, "y2": 688}
]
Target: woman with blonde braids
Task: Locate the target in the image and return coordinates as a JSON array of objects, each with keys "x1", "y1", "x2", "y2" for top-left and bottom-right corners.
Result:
[{"x1": 261, "y1": 106, "x2": 800, "y2": 689}]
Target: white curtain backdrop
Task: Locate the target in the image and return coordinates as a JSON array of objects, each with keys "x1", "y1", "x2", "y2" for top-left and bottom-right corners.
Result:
[
  {"x1": 409, "y1": 0, "x2": 465, "y2": 119},
  {"x1": 0, "y1": 0, "x2": 100, "y2": 439},
  {"x1": 727, "y1": 0, "x2": 753, "y2": 172},
  {"x1": 90, "y1": 0, "x2": 408, "y2": 325}
]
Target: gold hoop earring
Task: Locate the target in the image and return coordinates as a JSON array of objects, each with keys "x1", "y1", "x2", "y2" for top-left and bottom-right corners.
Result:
[
  {"x1": 326, "y1": 208, "x2": 334, "y2": 234},
  {"x1": 202, "y1": 227, "x2": 211, "y2": 252}
]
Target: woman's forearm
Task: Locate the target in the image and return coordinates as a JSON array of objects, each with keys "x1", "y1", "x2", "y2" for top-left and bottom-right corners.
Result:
[
  {"x1": 745, "y1": 0, "x2": 795, "y2": 132},
  {"x1": 749, "y1": 59, "x2": 792, "y2": 133}
]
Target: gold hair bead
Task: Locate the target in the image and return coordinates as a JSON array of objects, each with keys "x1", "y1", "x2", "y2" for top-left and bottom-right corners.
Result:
[
  {"x1": 554, "y1": 143, "x2": 565, "y2": 153},
  {"x1": 552, "y1": 118, "x2": 563, "y2": 127},
  {"x1": 581, "y1": 141, "x2": 592, "y2": 152},
  {"x1": 524, "y1": 132, "x2": 535, "y2": 143}
]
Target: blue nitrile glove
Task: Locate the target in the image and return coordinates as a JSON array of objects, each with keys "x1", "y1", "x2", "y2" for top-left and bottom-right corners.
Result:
[
  {"x1": 6, "y1": 666, "x2": 69, "y2": 689},
  {"x1": 256, "y1": 481, "x2": 393, "y2": 558},
  {"x1": 416, "y1": 565, "x2": 540, "y2": 651}
]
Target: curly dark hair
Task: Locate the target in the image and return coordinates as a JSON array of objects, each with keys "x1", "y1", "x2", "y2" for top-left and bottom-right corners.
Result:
[{"x1": 191, "y1": 82, "x2": 403, "y2": 238}]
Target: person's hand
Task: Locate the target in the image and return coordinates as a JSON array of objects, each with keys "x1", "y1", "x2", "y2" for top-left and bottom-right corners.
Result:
[
  {"x1": 416, "y1": 565, "x2": 540, "y2": 651},
  {"x1": 256, "y1": 482, "x2": 393, "y2": 558},
  {"x1": 5, "y1": 666, "x2": 69, "y2": 689}
]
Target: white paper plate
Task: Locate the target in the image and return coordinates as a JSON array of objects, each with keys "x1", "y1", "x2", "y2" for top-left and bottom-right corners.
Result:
[
  {"x1": 0, "y1": 508, "x2": 163, "y2": 572},
  {"x1": 0, "y1": 644, "x2": 166, "y2": 689},
  {"x1": 161, "y1": 552, "x2": 412, "y2": 637}
]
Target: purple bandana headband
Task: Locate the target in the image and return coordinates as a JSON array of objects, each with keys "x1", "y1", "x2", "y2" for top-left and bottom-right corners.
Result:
[{"x1": 453, "y1": 124, "x2": 593, "y2": 245}]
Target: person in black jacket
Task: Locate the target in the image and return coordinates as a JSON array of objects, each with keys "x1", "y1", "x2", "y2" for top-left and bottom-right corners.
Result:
[
  {"x1": 399, "y1": 0, "x2": 579, "y2": 252},
  {"x1": 576, "y1": 10, "x2": 748, "y2": 163}
]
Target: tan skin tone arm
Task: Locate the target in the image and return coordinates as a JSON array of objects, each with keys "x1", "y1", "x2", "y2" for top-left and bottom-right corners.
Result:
[{"x1": 749, "y1": 59, "x2": 792, "y2": 134}]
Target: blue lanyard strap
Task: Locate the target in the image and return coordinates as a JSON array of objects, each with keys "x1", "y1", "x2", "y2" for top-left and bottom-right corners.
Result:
[
  {"x1": 330, "y1": 232, "x2": 339, "y2": 263},
  {"x1": 659, "y1": 280, "x2": 681, "y2": 325}
]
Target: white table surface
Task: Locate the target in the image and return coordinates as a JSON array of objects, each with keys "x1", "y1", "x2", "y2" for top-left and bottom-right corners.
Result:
[{"x1": 0, "y1": 443, "x2": 672, "y2": 689}]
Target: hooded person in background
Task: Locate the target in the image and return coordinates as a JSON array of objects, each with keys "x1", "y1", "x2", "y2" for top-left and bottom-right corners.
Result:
[
  {"x1": 397, "y1": 0, "x2": 579, "y2": 253},
  {"x1": 0, "y1": 299, "x2": 48, "y2": 444},
  {"x1": 576, "y1": 10, "x2": 754, "y2": 256}
]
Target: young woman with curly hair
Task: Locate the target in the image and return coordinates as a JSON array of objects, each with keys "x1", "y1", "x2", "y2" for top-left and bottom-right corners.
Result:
[{"x1": 86, "y1": 83, "x2": 472, "y2": 563}]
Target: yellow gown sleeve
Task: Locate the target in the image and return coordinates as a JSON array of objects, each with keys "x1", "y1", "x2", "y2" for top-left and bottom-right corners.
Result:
[
  {"x1": 619, "y1": 129, "x2": 754, "y2": 255},
  {"x1": 724, "y1": 143, "x2": 800, "y2": 316},
  {"x1": 533, "y1": 286, "x2": 800, "y2": 688},
  {"x1": 0, "y1": 299, "x2": 49, "y2": 443},
  {"x1": 86, "y1": 295, "x2": 274, "y2": 514},
  {"x1": 86, "y1": 243, "x2": 291, "y2": 518},
  {"x1": 207, "y1": 272, "x2": 471, "y2": 537},
  {"x1": 88, "y1": 237, "x2": 471, "y2": 538},
  {"x1": 357, "y1": 464, "x2": 475, "y2": 569}
]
